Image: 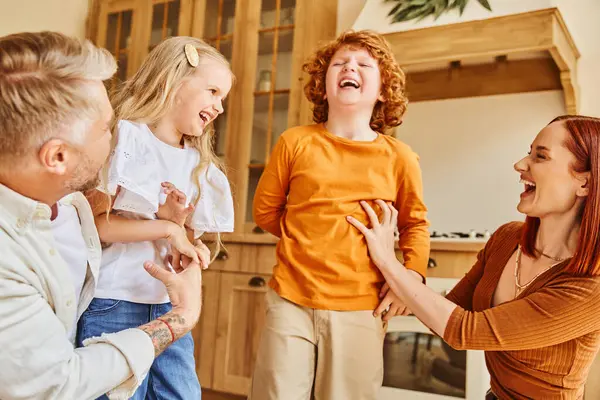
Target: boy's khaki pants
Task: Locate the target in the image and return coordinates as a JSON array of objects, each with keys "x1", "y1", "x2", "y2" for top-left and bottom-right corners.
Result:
[{"x1": 249, "y1": 288, "x2": 387, "y2": 400}]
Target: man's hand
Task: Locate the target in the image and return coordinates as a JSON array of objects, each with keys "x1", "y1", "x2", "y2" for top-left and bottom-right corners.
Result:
[{"x1": 140, "y1": 259, "x2": 203, "y2": 356}]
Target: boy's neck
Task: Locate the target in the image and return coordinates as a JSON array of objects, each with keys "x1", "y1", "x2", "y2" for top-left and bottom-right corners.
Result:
[{"x1": 325, "y1": 107, "x2": 378, "y2": 142}]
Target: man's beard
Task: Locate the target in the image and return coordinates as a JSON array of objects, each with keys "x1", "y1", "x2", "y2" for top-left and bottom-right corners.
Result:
[{"x1": 64, "y1": 152, "x2": 102, "y2": 193}]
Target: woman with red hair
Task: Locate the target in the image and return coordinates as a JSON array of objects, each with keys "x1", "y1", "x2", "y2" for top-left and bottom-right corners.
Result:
[{"x1": 349, "y1": 115, "x2": 600, "y2": 399}]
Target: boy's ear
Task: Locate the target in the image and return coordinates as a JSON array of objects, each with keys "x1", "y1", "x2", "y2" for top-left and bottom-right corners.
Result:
[{"x1": 378, "y1": 92, "x2": 385, "y2": 102}]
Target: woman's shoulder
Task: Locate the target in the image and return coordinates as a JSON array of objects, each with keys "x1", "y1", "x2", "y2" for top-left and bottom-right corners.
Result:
[{"x1": 481, "y1": 221, "x2": 523, "y2": 259}]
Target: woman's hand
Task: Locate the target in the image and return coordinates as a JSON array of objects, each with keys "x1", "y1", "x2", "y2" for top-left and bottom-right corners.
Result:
[
  {"x1": 375, "y1": 282, "x2": 412, "y2": 321},
  {"x1": 347, "y1": 200, "x2": 399, "y2": 272}
]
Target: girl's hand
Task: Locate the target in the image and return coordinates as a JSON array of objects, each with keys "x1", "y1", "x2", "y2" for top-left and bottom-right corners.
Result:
[
  {"x1": 346, "y1": 200, "x2": 399, "y2": 272},
  {"x1": 194, "y1": 239, "x2": 211, "y2": 270},
  {"x1": 167, "y1": 231, "x2": 211, "y2": 272},
  {"x1": 156, "y1": 182, "x2": 194, "y2": 226},
  {"x1": 166, "y1": 224, "x2": 200, "y2": 267}
]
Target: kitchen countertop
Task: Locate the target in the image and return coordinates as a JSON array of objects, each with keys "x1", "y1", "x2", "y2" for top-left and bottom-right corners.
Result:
[{"x1": 215, "y1": 233, "x2": 487, "y2": 252}]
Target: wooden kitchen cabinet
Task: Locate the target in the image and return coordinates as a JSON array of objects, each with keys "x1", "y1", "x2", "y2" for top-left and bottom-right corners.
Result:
[
  {"x1": 92, "y1": 0, "x2": 195, "y2": 88},
  {"x1": 191, "y1": 242, "x2": 273, "y2": 396},
  {"x1": 89, "y1": 0, "x2": 338, "y2": 235},
  {"x1": 95, "y1": 0, "x2": 141, "y2": 86},
  {"x1": 427, "y1": 250, "x2": 478, "y2": 278},
  {"x1": 212, "y1": 271, "x2": 271, "y2": 395},
  {"x1": 214, "y1": 0, "x2": 338, "y2": 234},
  {"x1": 193, "y1": 269, "x2": 220, "y2": 389}
]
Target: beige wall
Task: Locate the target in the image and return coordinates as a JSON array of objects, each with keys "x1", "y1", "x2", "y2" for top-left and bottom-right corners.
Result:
[
  {"x1": 337, "y1": 0, "x2": 600, "y2": 234},
  {"x1": 339, "y1": 0, "x2": 555, "y2": 34},
  {"x1": 400, "y1": 90, "x2": 565, "y2": 234},
  {"x1": 339, "y1": 0, "x2": 600, "y2": 117},
  {"x1": 555, "y1": 0, "x2": 600, "y2": 117},
  {"x1": 0, "y1": 0, "x2": 89, "y2": 39}
]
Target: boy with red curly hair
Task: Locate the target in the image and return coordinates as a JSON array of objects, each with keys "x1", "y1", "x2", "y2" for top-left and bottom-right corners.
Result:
[{"x1": 249, "y1": 30, "x2": 430, "y2": 400}]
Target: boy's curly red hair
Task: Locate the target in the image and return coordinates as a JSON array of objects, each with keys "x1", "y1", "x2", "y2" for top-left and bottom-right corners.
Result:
[{"x1": 302, "y1": 30, "x2": 407, "y2": 134}]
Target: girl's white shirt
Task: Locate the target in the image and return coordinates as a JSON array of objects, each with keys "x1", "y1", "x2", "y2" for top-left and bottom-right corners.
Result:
[{"x1": 95, "y1": 120, "x2": 234, "y2": 304}]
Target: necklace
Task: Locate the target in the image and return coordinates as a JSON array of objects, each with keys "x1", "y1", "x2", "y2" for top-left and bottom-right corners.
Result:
[
  {"x1": 534, "y1": 247, "x2": 567, "y2": 262},
  {"x1": 514, "y1": 246, "x2": 563, "y2": 296}
]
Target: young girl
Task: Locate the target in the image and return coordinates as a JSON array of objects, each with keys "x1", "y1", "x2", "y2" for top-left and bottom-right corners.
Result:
[{"x1": 78, "y1": 37, "x2": 234, "y2": 399}]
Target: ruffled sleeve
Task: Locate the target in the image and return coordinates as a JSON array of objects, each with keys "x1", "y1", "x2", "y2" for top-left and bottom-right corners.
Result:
[
  {"x1": 102, "y1": 120, "x2": 161, "y2": 215},
  {"x1": 189, "y1": 163, "x2": 234, "y2": 238}
]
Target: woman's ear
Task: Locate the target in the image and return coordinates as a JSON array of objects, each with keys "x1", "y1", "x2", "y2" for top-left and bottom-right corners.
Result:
[{"x1": 576, "y1": 171, "x2": 591, "y2": 197}]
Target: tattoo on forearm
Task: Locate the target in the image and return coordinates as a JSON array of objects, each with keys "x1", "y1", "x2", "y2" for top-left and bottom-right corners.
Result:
[{"x1": 139, "y1": 312, "x2": 187, "y2": 357}]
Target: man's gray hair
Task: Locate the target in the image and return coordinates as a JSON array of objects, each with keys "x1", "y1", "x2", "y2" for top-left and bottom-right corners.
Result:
[{"x1": 0, "y1": 31, "x2": 117, "y2": 164}]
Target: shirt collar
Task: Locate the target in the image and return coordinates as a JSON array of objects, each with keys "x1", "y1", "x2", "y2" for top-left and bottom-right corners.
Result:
[{"x1": 0, "y1": 183, "x2": 53, "y2": 230}]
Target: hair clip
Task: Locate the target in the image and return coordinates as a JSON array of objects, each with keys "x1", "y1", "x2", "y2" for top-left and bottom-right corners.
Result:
[{"x1": 184, "y1": 44, "x2": 199, "y2": 67}]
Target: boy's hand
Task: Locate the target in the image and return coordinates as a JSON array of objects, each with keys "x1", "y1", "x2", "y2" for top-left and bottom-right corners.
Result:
[
  {"x1": 157, "y1": 182, "x2": 194, "y2": 226},
  {"x1": 374, "y1": 282, "x2": 411, "y2": 321}
]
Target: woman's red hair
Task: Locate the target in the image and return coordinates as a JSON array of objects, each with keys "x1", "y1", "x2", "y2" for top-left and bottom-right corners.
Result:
[{"x1": 521, "y1": 115, "x2": 600, "y2": 275}]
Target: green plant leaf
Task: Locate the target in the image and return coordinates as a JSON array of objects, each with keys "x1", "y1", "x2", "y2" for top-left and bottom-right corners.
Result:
[
  {"x1": 387, "y1": 2, "x2": 405, "y2": 17},
  {"x1": 455, "y1": 0, "x2": 468, "y2": 14},
  {"x1": 392, "y1": 6, "x2": 417, "y2": 22},
  {"x1": 433, "y1": 0, "x2": 447, "y2": 19},
  {"x1": 387, "y1": 0, "x2": 492, "y2": 23},
  {"x1": 416, "y1": 4, "x2": 436, "y2": 21},
  {"x1": 387, "y1": 0, "x2": 417, "y2": 18},
  {"x1": 477, "y1": 0, "x2": 492, "y2": 11},
  {"x1": 391, "y1": 2, "x2": 431, "y2": 23},
  {"x1": 405, "y1": 5, "x2": 432, "y2": 21}
]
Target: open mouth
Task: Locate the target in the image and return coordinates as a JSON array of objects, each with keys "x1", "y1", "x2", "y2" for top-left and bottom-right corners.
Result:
[
  {"x1": 520, "y1": 178, "x2": 536, "y2": 195},
  {"x1": 339, "y1": 79, "x2": 360, "y2": 89},
  {"x1": 199, "y1": 111, "x2": 212, "y2": 124}
]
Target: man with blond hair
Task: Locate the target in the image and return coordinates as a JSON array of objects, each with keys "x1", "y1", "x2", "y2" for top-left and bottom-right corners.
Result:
[{"x1": 0, "y1": 31, "x2": 205, "y2": 400}]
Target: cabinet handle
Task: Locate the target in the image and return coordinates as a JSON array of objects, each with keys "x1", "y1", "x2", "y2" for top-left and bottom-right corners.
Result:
[
  {"x1": 252, "y1": 225, "x2": 265, "y2": 234},
  {"x1": 216, "y1": 250, "x2": 228, "y2": 261},
  {"x1": 248, "y1": 276, "x2": 266, "y2": 287},
  {"x1": 428, "y1": 257, "x2": 437, "y2": 268}
]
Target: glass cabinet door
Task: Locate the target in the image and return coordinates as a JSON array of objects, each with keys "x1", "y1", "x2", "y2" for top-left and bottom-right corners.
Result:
[
  {"x1": 148, "y1": 0, "x2": 182, "y2": 52},
  {"x1": 246, "y1": 0, "x2": 296, "y2": 229},
  {"x1": 203, "y1": 0, "x2": 237, "y2": 160},
  {"x1": 98, "y1": 1, "x2": 136, "y2": 90}
]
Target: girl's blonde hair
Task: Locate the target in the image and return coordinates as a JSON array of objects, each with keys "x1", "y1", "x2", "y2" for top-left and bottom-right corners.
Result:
[{"x1": 106, "y1": 36, "x2": 233, "y2": 258}]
